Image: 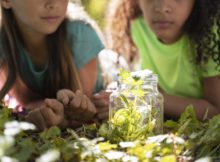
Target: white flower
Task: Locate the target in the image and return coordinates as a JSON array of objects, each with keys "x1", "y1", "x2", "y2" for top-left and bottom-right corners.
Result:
[
  {"x1": 91, "y1": 137, "x2": 105, "y2": 144},
  {"x1": 5, "y1": 121, "x2": 19, "y2": 129},
  {"x1": 93, "y1": 145, "x2": 101, "y2": 154},
  {"x1": 119, "y1": 142, "x2": 136, "y2": 148},
  {"x1": 95, "y1": 158, "x2": 108, "y2": 162},
  {"x1": 36, "y1": 149, "x2": 60, "y2": 162},
  {"x1": 0, "y1": 136, "x2": 14, "y2": 147},
  {"x1": 105, "y1": 151, "x2": 125, "y2": 160},
  {"x1": 147, "y1": 134, "x2": 169, "y2": 143},
  {"x1": 4, "y1": 121, "x2": 36, "y2": 136},
  {"x1": 166, "y1": 136, "x2": 185, "y2": 144},
  {"x1": 0, "y1": 136, "x2": 14, "y2": 157},
  {"x1": 4, "y1": 127, "x2": 20, "y2": 137},
  {"x1": 1, "y1": 156, "x2": 18, "y2": 162},
  {"x1": 195, "y1": 157, "x2": 212, "y2": 162},
  {"x1": 19, "y1": 122, "x2": 36, "y2": 131},
  {"x1": 145, "y1": 151, "x2": 153, "y2": 158},
  {"x1": 173, "y1": 136, "x2": 185, "y2": 144},
  {"x1": 122, "y1": 155, "x2": 138, "y2": 162}
]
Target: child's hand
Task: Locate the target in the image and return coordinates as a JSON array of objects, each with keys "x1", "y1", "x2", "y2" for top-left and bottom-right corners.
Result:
[
  {"x1": 92, "y1": 90, "x2": 111, "y2": 121},
  {"x1": 57, "y1": 89, "x2": 97, "y2": 121},
  {"x1": 25, "y1": 99, "x2": 66, "y2": 131}
]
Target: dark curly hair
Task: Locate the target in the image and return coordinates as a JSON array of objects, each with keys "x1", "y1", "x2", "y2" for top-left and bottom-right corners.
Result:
[{"x1": 107, "y1": 0, "x2": 220, "y2": 70}]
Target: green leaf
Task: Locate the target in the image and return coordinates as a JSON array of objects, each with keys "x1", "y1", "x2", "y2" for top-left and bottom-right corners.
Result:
[
  {"x1": 164, "y1": 120, "x2": 179, "y2": 133},
  {"x1": 160, "y1": 155, "x2": 176, "y2": 162},
  {"x1": 13, "y1": 138, "x2": 36, "y2": 162},
  {"x1": 177, "y1": 105, "x2": 201, "y2": 135},
  {"x1": 119, "y1": 69, "x2": 131, "y2": 83},
  {"x1": 40, "y1": 126, "x2": 61, "y2": 140},
  {"x1": 0, "y1": 107, "x2": 13, "y2": 131},
  {"x1": 98, "y1": 141, "x2": 117, "y2": 151},
  {"x1": 131, "y1": 89, "x2": 146, "y2": 98}
]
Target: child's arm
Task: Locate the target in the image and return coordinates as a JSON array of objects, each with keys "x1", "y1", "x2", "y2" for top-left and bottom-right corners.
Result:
[
  {"x1": 78, "y1": 57, "x2": 98, "y2": 98},
  {"x1": 0, "y1": 69, "x2": 41, "y2": 107},
  {"x1": 8, "y1": 76, "x2": 42, "y2": 107},
  {"x1": 163, "y1": 75, "x2": 220, "y2": 120}
]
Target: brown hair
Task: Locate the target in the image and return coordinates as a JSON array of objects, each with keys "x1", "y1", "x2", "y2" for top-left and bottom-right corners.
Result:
[
  {"x1": 0, "y1": 7, "x2": 82, "y2": 100},
  {"x1": 106, "y1": 0, "x2": 141, "y2": 66}
]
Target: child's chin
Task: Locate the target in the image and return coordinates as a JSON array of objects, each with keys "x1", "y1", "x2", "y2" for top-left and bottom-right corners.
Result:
[{"x1": 43, "y1": 27, "x2": 59, "y2": 35}]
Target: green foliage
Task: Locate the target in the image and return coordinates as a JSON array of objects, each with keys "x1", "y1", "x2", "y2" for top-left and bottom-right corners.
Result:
[
  {"x1": 0, "y1": 105, "x2": 13, "y2": 131},
  {"x1": 0, "y1": 99, "x2": 220, "y2": 161},
  {"x1": 81, "y1": 0, "x2": 108, "y2": 28},
  {"x1": 165, "y1": 105, "x2": 220, "y2": 159}
]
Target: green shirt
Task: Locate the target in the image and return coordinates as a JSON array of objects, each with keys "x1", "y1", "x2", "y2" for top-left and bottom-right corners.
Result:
[
  {"x1": 131, "y1": 17, "x2": 220, "y2": 98},
  {"x1": 0, "y1": 20, "x2": 104, "y2": 93}
]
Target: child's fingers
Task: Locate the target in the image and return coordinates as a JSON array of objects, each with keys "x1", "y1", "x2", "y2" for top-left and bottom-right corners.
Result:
[
  {"x1": 96, "y1": 111, "x2": 109, "y2": 121},
  {"x1": 92, "y1": 90, "x2": 111, "y2": 108},
  {"x1": 92, "y1": 98, "x2": 109, "y2": 108},
  {"x1": 93, "y1": 90, "x2": 112, "y2": 100},
  {"x1": 95, "y1": 106, "x2": 109, "y2": 121},
  {"x1": 56, "y1": 89, "x2": 75, "y2": 105},
  {"x1": 79, "y1": 98, "x2": 96, "y2": 119},
  {"x1": 79, "y1": 94, "x2": 88, "y2": 113},
  {"x1": 45, "y1": 99, "x2": 64, "y2": 115},
  {"x1": 86, "y1": 98, "x2": 97, "y2": 115},
  {"x1": 39, "y1": 107, "x2": 63, "y2": 127},
  {"x1": 69, "y1": 90, "x2": 83, "y2": 110},
  {"x1": 25, "y1": 109, "x2": 47, "y2": 131},
  {"x1": 68, "y1": 91, "x2": 97, "y2": 120},
  {"x1": 96, "y1": 106, "x2": 108, "y2": 113},
  {"x1": 39, "y1": 107, "x2": 54, "y2": 126}
]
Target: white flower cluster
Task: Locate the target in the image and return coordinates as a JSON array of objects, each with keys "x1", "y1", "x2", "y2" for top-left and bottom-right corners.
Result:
[
  {"x1": 4, "y1": 121, "x2": 36, "y2": 137},
  {"x1": 36, "y1": 149, "x2": 60, "y2": 162},
  {"x1": 0, "y1": 121, "x2": 36, "y2": 162}
]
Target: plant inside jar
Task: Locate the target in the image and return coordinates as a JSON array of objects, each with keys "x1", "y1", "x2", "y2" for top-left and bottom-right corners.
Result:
[{"x1": 99, "y1": 69, "x2": 163, "y2": 143}]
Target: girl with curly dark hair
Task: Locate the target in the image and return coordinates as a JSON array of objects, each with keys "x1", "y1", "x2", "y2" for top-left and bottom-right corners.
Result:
[{"x1": 98, "y1": 0, "x2": 220, "y2": 120}]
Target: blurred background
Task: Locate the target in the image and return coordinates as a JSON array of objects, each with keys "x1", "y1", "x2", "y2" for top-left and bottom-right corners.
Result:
[
  {"x1": 81, "y1": 0, "x2": 109, "y2": 29},
  {"x1": 73, "y1": 0, "x2": 130, "y2": 85}
]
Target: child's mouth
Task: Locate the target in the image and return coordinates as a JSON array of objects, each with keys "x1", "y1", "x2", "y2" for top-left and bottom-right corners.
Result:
[
  {"x1": 42, "y1": 16, "x2": 60, "y2": 23},
  {"x1": 153, "y1": 20, "x2": 173, "y2": 29}
]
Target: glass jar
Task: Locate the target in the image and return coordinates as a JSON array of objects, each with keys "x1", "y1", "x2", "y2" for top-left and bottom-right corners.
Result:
[{"x1": 109, "y1": 70, "x2": 163, "y2": 141}]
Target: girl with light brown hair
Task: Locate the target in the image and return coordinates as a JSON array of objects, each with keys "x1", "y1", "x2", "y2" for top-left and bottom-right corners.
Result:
[{"x1": 0, "y1": 0, "x2": 105, "y2": 130}]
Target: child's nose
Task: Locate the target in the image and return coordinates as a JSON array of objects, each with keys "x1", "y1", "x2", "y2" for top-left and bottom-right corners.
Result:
[
  {"x1": 45, "y1": 0, "x2": 67, "y2": 9},
  {"x1": 45, "y1": 0, "x2": 57, "y2": 9},
  {"x1": 154, "y1": 0, "x2": 172, "y2": 13}
]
